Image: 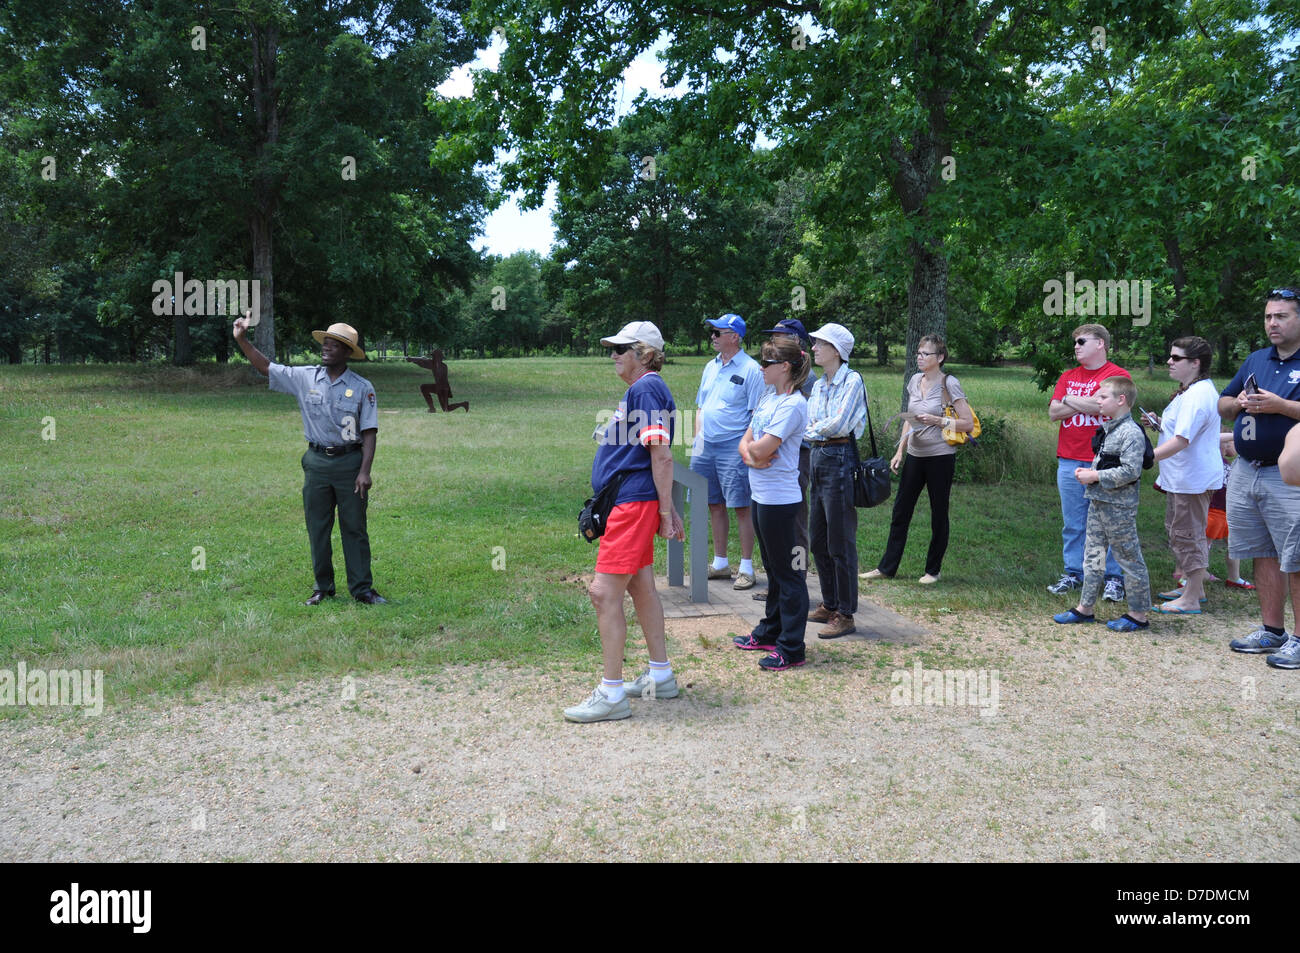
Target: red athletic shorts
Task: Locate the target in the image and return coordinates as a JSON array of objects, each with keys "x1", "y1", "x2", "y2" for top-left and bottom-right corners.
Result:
[
  {"x1": 1206, "y1": 507, "x2": 1228, "y2": 541},
  {"x1": 595, "y1": 500, "x2": 659, "y2": 574}
]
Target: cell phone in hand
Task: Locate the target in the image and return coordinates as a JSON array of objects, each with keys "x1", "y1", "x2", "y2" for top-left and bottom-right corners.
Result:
[{"x1": 1138, "y1": 406, "x2": 1159, "y2": 427}]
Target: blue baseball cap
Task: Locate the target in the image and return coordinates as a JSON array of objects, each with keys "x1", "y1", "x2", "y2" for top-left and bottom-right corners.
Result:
[
  {"x1": 706, "y1": 313, "x2": 746, "y2": 338},
  {"x1": 762, "y1": 318, "x2": 809, "y2": 342}
]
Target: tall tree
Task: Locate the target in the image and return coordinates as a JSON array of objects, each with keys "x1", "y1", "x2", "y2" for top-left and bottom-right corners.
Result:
[{"x1": 447, "y1": 0, "x2": 1181, "y2": 390}]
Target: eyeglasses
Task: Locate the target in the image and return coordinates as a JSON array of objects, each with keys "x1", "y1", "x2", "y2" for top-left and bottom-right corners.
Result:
[
  {"x1": 1074, "y1": 337, "x2": 1097, "y2": 346},
  {"x1": 917, "y1": 350, "x2": 938, "y2": 357},
  {"x1": 760, "y1": 358, "x2": 788, "y2": 367},
  {"x1": 607, "y1": 343, "x2": 632, "y2": 355},
  {"x1": 1168, "y1": 354, "x2": 1190, "y2": 362},
  {"x1": 1268, "y1": 289, "x2": 1298, "y2": 300}
]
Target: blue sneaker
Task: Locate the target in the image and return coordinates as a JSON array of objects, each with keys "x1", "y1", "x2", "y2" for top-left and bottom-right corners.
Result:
[
  {"x1": 1106, "y1": 614, "x2": 1150, "y2": 632},
  {"x1": 1265, "y1": 636, "x2": 1300, "y2": 670},
  {"x1": 1229, "y1": 626, "x2": 1292, "y2": 655},
  {"x1": 1053, "y1": 608, "x2": 1096, "y2": 624}
]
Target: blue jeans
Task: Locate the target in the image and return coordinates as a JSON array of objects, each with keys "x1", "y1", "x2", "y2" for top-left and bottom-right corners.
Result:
[{"x1": 1057, "y1": 458, "x2": 1120, "y2": 580}]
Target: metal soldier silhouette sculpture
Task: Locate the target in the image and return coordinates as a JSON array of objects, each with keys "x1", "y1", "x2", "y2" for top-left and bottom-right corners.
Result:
[{"x1": 406, "y1": 350, "x2": 469, "y2": 413}]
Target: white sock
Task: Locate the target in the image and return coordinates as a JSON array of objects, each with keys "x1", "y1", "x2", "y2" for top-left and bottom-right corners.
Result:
[
  {"x1": 711, "y1": 556, "x2": 729, "y2": 570},
  {"x1": 648, "y1": 659, "x2": 673, "y2": 683},
  {"x1": 739, "y1": 559, "x2": 754, "y2": 576},
  {"x1": 600, "y1": 678, "x2": 625, "y2": 702}
]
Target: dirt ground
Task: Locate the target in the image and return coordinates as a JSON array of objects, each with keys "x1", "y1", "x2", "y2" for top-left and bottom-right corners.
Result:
[{"x1": 3, "y1": 603, "x2": 1298, "y2": 862}]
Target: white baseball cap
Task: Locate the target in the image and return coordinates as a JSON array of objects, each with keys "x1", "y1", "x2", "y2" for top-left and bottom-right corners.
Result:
[
  {"x1": 810, "y1": 323, "x2": 854, "y2": 361},
  {"x1": 601, "y1": 321, "x2": 665, "y2": 351}
]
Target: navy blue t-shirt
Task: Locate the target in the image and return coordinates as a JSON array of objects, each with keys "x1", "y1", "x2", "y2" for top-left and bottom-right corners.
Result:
[
  {"x1": 591, "y1": 372, "x2": 677, "y2": 505},
  {"x1": 1221, "y1": 345, "x2": 1300, "y2": 463}
]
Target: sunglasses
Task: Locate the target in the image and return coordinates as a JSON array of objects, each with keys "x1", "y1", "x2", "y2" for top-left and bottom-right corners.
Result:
[
  {"x1": 1268, "y1": 288, "x2": 1298, "y2": 300},
  {"x1": 1168, "y1": 354, "x2": 1190, "y2": 362},
  {"x1": 607, "y1": 343, "x2": 632, "y2": 355},
  {"x1": 760, "y1": 358, "x2": 788, "y2": 367},
  {"x1": 1074, "y1": 337, "x2": 1098, "y2": 346}
]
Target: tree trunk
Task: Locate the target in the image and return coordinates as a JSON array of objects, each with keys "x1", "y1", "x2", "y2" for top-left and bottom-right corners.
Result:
[
  {"x1": 1164, "y1": 235, "x2": 1189, "y2": 334},
  {"x1": 876, "y1": 330, "x2": 887, "y2": 366},
  {"x1": 888, "y1": 78, "x2": 951, "y2": 410},
  {"x1": 173, "y1": 314, "x2": 194, "y2": 365},
  {"x1": 250, "y1": 22, "x2": 280, "y2": 360}
]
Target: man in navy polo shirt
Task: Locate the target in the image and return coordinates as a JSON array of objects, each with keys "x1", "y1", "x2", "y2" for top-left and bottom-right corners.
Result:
[
  {"x1": 1219, "y1": 286, "x2": 1300, "y2": 669},
  {"x1": 690, "y1": 313, "x2": 765, "y2": 589}
]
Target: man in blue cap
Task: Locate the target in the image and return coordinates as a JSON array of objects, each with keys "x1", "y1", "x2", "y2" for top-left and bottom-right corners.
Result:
[{"x1": 691, "y1": 313, "x2": 765, "y2": 589}]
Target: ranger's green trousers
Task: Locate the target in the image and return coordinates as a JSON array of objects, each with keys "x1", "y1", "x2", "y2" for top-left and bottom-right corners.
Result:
[{"x1": 301, "y1": 448, "x2": 372, "y2": 598}]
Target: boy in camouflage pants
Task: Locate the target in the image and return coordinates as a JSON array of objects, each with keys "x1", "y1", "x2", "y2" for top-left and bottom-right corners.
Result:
[{"x1": 1052, "y1": 377, "x2": 1152, "y2": 632}]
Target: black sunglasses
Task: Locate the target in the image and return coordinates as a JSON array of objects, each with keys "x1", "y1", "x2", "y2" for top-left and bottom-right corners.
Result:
[
  {"x1": 1074, "y1": 337, "x2": 1097, "y2": 346},
  {"x1": 1168, "y1": 354, "x2": 1190, "y2": 362},
  {"x1": 760, "y1": 358, "x2": 788, "y2": 367},
  {"x1": 607, "y1": 343, "x2": 632, "y2": 355}
]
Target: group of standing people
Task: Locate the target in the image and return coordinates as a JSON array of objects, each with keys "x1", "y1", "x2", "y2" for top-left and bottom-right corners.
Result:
[
  {"x1": 1044, "y1": 287, "x2": 1300, "y2": 673},
  {"x1": 225, "y1": 286, "x2": 1300, "y2": 728},
  {"x1": 568, "y1": 315, "x2": 976, "y2": 721}
]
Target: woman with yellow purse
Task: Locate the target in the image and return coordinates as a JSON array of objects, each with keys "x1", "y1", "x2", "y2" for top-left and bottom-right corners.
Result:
[{"x1": 860, "y1": 335, "x2": 975, "y2": 585}]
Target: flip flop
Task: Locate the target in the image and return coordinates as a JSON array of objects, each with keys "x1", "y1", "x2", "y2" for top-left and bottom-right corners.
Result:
[
  {"x1": 1225, "y1": 578, "x2": 1256, "y2": 590},
  {"x1": 1157, "y1": 589, "x2": 1206, "y2": 602},
  {"x1": 1153, "y1": 603, "x2": 1202, "y2": 615}
]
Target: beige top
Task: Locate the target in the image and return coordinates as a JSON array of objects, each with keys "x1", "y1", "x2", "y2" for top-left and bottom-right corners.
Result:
[{"x1": 905, "y1": 372, "x2": 965, "y2": 458}]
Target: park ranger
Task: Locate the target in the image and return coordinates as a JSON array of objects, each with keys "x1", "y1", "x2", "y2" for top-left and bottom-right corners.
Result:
[{"x1": 233, "y1": 313, "x2": 386, "y2": 605}]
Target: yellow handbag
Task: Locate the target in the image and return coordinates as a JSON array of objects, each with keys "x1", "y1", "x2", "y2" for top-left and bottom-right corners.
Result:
[{"x1": 941, "y1": 375, "x2": 980, "y2": 446}]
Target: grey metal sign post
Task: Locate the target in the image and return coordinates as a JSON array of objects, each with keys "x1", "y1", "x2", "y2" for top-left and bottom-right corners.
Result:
[{"x1": 668, "y1": 461, "x2": 709, "y2": 603}]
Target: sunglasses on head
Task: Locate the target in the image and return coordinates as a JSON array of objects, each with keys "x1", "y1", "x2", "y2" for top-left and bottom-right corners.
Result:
[
  {"x1": 607, "y1": 343, "x2": 632, "y2": 355},
  {"x1": 1268, "y1": 288, "x2": 1298, "y2": 300}
]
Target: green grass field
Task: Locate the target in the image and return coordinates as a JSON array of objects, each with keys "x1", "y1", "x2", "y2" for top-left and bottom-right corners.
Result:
[{"x1": 0, "y1": 355, "x2": 1212, "y2": 709}]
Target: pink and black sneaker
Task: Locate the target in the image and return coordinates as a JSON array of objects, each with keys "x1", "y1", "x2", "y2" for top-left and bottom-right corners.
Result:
[
  {"x1": 758, "y1": 651, "x2": 805, "y2": 671},
  {"x1": 733, "y1": 632, "x2": 776, "y2": 651}
]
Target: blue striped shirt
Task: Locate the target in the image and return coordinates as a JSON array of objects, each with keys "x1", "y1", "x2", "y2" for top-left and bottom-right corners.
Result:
[{"x1": 803, "y1": 364, "x2": 866, "y2": 441}]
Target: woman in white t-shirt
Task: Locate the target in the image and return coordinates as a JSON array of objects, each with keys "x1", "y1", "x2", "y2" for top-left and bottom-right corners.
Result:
[
  {"x1": 1146, "y1": 336, "x2": 1223, "y2": 614},
  {"x1": 733, "y1": 336, "x2": 812, "y2": 671}
]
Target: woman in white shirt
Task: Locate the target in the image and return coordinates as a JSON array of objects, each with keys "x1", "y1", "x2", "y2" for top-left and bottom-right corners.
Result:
[
  {"x1": 734, "y1": 336, "x2": 812, "y2": 670},
  {"x1": 1147, "y1": 336, "x2": 1223, "y2": 613}
]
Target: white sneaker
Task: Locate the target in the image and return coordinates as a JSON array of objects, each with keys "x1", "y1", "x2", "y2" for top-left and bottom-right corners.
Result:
[
  {"x1": 625, "y1": 671, "x2": 679, "y2": 699},
  {"x1": 563, "y1": 688, "x2": 631, "y2": 723}
]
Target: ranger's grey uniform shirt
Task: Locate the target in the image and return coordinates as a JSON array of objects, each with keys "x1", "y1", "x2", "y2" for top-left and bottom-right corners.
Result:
[{"x1": 268, "y1": 364, "x2": 379, "y2": 445}]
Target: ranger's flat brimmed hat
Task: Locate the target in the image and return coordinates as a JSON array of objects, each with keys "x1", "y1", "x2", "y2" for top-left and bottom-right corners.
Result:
[{"x1": 312, "y1": 323, "x2": 366, "y2": 360}]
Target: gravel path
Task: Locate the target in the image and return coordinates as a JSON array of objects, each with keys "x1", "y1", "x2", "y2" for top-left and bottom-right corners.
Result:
[{"x1": 3, "y1": 605, "x2": 1298, "y2": 862}]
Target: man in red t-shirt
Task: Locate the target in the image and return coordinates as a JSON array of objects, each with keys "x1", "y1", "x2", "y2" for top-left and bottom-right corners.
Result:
[{"x1": 1047, "y1": 323, "x2": 1133, "y2": 599}]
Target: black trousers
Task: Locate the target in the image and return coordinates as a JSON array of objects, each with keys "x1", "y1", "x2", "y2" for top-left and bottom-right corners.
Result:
[
  {"x1": 752, "y1": 500, "x2": 808, "y2": 661},
  {"x1": 877, "y1": 452, "x2": 955, "y2": 578},
  {"x1": 809, "y1": 444, "x2": 858, "y2": 615}
]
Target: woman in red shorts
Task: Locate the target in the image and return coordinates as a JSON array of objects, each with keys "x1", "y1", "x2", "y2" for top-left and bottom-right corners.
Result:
[{"x1": 564, "y1": 322, "x2": 686, "y2": 723}]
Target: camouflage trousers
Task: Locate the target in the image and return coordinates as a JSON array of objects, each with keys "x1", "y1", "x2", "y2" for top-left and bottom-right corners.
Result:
[{"x1": 1081, "y1": 502, "x2": 1151, "y2": 613}]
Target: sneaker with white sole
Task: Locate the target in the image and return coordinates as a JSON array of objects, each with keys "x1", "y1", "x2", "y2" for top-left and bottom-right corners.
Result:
[
  {"x1": 625, "y1": 670, "x2": 680, "y2": 699},
  {"x1": 1047, "y1": 573, "x2": 1082, "y2": 594},
  {"x1": 1229, "y1": 626, "x2": 1292, "y2": 655},
  {"x1": 563, "y1": 688, "x2": 631, "y2": 723},
  {"x1": 1266, "y1": 636, "x2": 1300, "y2": 669},
  {"x1": 1102, "y1": 578, "x2": 1125, "y2": 602}
]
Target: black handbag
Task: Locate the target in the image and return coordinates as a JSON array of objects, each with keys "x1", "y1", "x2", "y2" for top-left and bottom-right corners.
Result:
[
  {"x1": 578, "y1": 471, "x2": 627, "y2": 542},
  {"x1": 851, "y1": 403, "x2": 892, "y2": 508}
]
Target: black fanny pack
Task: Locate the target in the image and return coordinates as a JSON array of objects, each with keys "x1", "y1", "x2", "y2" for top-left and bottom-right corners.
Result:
[{"x1": 579, "y1": 472, "x2": 627, "y2": 542}]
